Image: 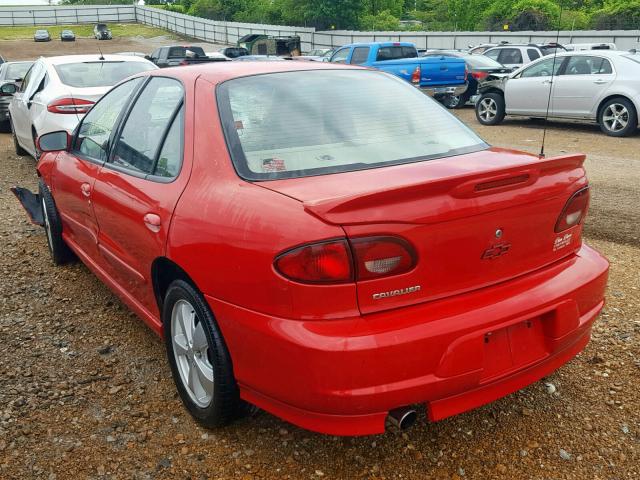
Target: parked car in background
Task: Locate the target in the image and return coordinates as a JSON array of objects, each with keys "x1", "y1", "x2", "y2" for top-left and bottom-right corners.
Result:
[
  {"x1": 423, "y1": 50, "x2": 512, "y2": 108},
  {"x1": 220, "y1": 47, "x2": 249, "y2": 59},
  {"x1": 33, "y1": 30, "x2": 51, "y2": 42},
  {"x1": 148, "y1": 46, "x2": 226, "y2": 68},
  {"x1": 0, "y1": 82, "x2": 18, "y2": 131},
  {"x1": 23, "y1": 61, "x2": 608, "y2": 436},
  {"x1": 94, "y1": 23, "x2": 112, "y2": 40},
  {"x1": 482, "y1": 43, "x2": 567, "y2": 69},
  {"x1": 299, "y1": 48, "x2": 334, "y2": 61},
  {"x1": 60, "y1": 29, "x2": 75, "y2": 42},
  {"x1": 9, "y1": 54, "x2": 157, "y2": 158},
  {"x1": 475, "y1": 50, "x2": 640, "y2": 136},
  {"x1": 115, "y1": 51, "x2": 147, "y2": 58},
  {"x1": 0, "y1": 61, "x2": 34, "y2": 82},
  {"x1": 205, "y1": 52, "x2": 231, "y2": 61},
  {"x1": 468, "y1": 42, "x2": 503, "y2": 55},
  {"x1": 329, "y1": 42, "x2": 468, "y2": 97},
  {"x1": 565, "y1": 43, "x2": 616, "y2": 52}
]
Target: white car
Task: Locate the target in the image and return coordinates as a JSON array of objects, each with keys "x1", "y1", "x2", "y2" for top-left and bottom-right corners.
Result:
[
  {"x1": 10, "y1": 54, "x2": 157, "y2": 158},
  {"x1": 481, "y1": 43, "x2": 567, "y2": 69},
  {"x1": 475, "y1": 50, "x2": 640, "y2": 137}
]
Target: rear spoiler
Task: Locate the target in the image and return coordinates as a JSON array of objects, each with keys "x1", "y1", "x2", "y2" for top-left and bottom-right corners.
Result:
[{"x1": 303, "y1": 153, "x2": 586, "y2": 226}]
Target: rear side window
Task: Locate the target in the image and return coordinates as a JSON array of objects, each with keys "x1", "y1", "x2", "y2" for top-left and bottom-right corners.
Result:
[
  {"x1": 350, "y1": 47, "x2": 370, "y2": 65},
  {"x1": 168, "y1": 46, "x2": 205, "y2": 58},
  {"x1": 54, "y1": 61, "x2": 155, "y2": 88},
  {"x1": 527, "y1": 49, "x2": 540, "y2": 61},
  {"x1": 376, "y1": 46, "x2": 417, "y2": 61},
  {"x1": 154, "y1": 106, "x2": 184, "y2": 178},
  {"x1": 563, "y1": 56, "x2": 613, "y2": 75},
  {"x1": 110, "y1": 77, "x2": 184, "y2": 176},
  {"x1": 75, "y1": 78, "x2": 142, "y2": 162},
  {"x1": 217, "y1": 70, "x2": 486, "y2": 180},
  {"x1": 497, "y1": 48, "x2": 523, "y2": 64}
]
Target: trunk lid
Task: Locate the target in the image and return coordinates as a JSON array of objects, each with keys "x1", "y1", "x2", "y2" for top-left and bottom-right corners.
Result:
[{"x1": 259, "y1": 148, "x2": 588, "y2": 314}]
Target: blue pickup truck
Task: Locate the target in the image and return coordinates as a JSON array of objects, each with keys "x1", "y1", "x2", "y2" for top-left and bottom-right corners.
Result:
[{"x1": 329, "y1": 42, "x2": 468, "y2": 97}]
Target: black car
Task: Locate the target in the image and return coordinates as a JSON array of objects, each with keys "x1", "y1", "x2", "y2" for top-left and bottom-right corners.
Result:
[
  {"x1": 60, "y1": 29, "x2": 75, "y2": 42},
  {"x1": 93, "y1": 23, "x2": 112, "y2": 40},
  {"x1": 33, "y1": 29, "x2": 51, "y2": 42},
  {"x1": 423, "y1": 50, "x2": 512, "y2": 108}
]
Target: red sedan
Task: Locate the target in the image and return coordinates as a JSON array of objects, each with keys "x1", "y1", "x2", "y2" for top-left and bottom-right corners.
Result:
[{"x1": 27, "y1": 61, "x2": 608, "y2": 436}]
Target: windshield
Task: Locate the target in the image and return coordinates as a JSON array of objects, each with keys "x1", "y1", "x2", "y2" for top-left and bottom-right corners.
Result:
[
  {"x1": 217, "y1": 70, "x2": 487, "y2": 180},
  {"x1": 5, "y1": 62, "x2": 33, "y2": 80},
  {"x1": 54, "y1": 61, "x2": 155, "y2": 88}
]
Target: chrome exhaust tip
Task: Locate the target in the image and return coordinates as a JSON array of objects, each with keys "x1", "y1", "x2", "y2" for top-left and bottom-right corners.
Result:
[{"x1": 386, "y1": 406, "x2": 417, "y2": 431}]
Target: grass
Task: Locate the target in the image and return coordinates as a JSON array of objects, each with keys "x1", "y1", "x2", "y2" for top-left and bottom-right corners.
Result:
[{"x1": 0, "y1": 23, "x2": 178, "y2": 41}]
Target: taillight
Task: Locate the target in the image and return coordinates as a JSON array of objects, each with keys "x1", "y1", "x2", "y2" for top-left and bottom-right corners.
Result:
[
  {"x1": 47, "y1": 98, "x2": 94, "y2": 114},
  {"x1": 471, "y1": 71, "x2": 489, "y2": 80},
  {"x1": 274, "y1": 236, "x2": 417, "y2": 284},
  {"x1": 411, "y1": 65, "x2": 421, "y2": 84},
  {"x1": 350, "y1": 236, "x2": 417, "y2": 281},
  {"x1": 555, "y1": 187, "x2": 590, "y2": 233},
  {"x1": 275, "y1": 239, "x2": 353, "y2": 284}
]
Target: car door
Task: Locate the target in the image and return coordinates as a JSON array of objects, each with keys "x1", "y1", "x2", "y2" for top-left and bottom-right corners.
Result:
[
  {"x1": 504, "y1": 57, "x2": 566, "y2": 116},
  {"x1": 53, "y1": 78, "x2": 144, "y2": 259},
  {"x1": 90, "y1": 77, "x2": 189, "y2": 315},
  {"x1": 11, "y1": 61, "x2": 44, "y2": 150},
  {"x1": 550, "y1": 55, "x2": 615, "y2": 118}
]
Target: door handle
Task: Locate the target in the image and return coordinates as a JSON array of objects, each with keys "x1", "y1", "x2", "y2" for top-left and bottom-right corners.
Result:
[
  {"x1": 143, "y1": 213, "x2": 161, "y2": 233},
  {"x1": 80, "y1": 183, "x2": 91, "y2": 197},
  {"x1": 593, "y1": 79, "x2": 608, "y2": 85},
  {"x1": 541, "y1": 79, "x2": 552, "y2": 84}
]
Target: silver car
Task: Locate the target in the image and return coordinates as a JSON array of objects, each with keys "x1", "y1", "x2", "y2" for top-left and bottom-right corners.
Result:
[{"x1": 475, "y1": 50, "x2": 640, "y2": 137}]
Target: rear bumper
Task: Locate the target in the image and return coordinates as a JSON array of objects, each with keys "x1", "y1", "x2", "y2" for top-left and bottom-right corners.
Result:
[
  {"x1": 420, "y1": 83, "x2": 468, "y2": 97},
  {"x1": 207, "y1": 244, "x2": 608, "y2": 435}
]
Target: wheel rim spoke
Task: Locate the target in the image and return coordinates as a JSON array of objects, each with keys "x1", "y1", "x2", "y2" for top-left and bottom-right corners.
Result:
[
  {"x1": 194, "y1": 357, "x2": 214, "y2": 401},
  {"x1": 192, "y1": 321, "x2": 208, "y2": 351}
]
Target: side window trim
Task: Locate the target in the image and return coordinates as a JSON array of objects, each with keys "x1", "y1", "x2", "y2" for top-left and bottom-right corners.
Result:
[
  {"x1": 150, "y1": 100, "x2": 184, "y2": 176},
  {"x1": 71, "y1": 77, "x2": 147, "y2": 165}
]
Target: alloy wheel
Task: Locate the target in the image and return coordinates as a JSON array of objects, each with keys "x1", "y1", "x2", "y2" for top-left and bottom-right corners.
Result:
[
  {"x1": 171, "y1": 299, "x2": 214, "y2": 408},
  {"x1": 602, "y1": 103, "x2": 629, "y2": 133},
  {"x1": 478, "y1": 97, "x2": 497, "y2": 121}
]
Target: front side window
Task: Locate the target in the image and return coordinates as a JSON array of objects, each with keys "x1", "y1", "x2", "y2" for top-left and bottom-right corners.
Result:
[
  {"x1": 217, "y1": 70, "x2": 486, "y2": 180},
  {"x1": 75, "y1": 78, "x2": 142, "y2": 162},
  {"x1": 350, "y1": 47, "x2": 370, "y2": 65},
  {"x1": 110, "y1": 77, "x2": 183, "y2": 175},
  {"x1": 54, "y1": 61, "x2": 155, "y2": 88},
  {"x1": 331, "y1": 48, "x2": 350, "y2": 64},
  {"x1": 520, "y1": 57, "x2": 564, "y2": 78}
]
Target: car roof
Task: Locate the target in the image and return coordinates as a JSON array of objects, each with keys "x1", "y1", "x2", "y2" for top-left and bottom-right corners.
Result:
[
  {"x1": 144, "y1": 60, "x2": 362, "y2": 86},
  {"x1": 39, "y1": 54, "x2": 153, "y2": 65}
]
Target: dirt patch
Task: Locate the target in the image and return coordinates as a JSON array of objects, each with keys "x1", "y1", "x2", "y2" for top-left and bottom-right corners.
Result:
[{"x1": 0, "y1": 101, "x2": 638, "y2": 478}]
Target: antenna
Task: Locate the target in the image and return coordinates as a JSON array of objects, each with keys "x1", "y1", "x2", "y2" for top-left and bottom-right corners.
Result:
[
  {"x1": 98, "y1": 47, "x2": 105, "y2": 61},
  {"x1": 539, "y1": 4, "x2": 563, "y2": 159}
]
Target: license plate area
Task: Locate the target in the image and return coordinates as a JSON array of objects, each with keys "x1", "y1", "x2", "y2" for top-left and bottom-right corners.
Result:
[{"x1": 481, "y1": 317, "x2": 548, "y2": 383}]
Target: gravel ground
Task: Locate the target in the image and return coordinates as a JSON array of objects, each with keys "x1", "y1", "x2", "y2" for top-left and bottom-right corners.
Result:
[{"x1": 0, "y1": 42, "x2": 638, "y2": 478}]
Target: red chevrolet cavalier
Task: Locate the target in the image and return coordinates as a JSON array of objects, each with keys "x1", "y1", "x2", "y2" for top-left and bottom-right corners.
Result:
[{"x1": 27, "y1": 61, "x2": 608, "y2": 435}]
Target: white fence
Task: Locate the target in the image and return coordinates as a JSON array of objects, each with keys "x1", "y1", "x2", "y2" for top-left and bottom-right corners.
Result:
[
  {"x1": 0, "y1": 4, "x2": 638, "y2": 52},
  {"x1": 135, "y1": 6, "x2": 315, "y2": 51},
  {"x1": 0, "y1": 5, "x2": 136, "y2": 26}
]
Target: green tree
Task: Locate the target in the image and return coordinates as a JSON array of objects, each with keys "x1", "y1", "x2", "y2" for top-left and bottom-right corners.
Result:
[
  {"x1": 591, "y1": 0, "x2": 640, "y2": 29},
  {"x1": 188, "y1": 0, "x2": 224, "y2": 20},
  {"x1": 361, "y1": 10, "x2": 402, "y2": 29}
]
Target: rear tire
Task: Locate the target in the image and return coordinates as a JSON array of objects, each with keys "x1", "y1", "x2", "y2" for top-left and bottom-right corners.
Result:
[
  {"x1": 11, "y1": 119, "x2": 27, "y2": 156},
  {"x1": 39, "y1": 180, "x2": 75, "y2": 265},
  {"x1": 163, "y1": 280, "x2": 243, "y2": 428},
  {"x1": 598, "y1": 97, "x2": 637, "y2": 137},
  {"x1": 442, "y1": 93, "x2": 468, "y2": 109},
  {"x1": 475, "y1": 93, "x2": 506, "y2": 126}
]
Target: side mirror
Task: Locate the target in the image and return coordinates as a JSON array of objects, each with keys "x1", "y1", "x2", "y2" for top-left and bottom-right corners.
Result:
[
  {"x1": 0, "y1": 83, "x2": 17, "y2": 96},
  {"x1": 144, "y1": 55, "x2": 151, "y2": 61},
  {"x1": 37, "y1": 131, "x2": 70, "y2": 153}
]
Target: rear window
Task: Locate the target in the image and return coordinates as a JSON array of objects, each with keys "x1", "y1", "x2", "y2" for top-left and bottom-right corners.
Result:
[
  {"x1": 217, "y1": 70, "x2": 487, "y2": 180},
  {"x1": 168, "y1": 46, "x2": 206, "y2": 58},
  {"x1": 54, "y1": 61, "x2": 155, "y2": 88},
  {"x1": 376, "y1": 46, "x2": 418, "y2": 61},
  {"x1": 5, "y1": 62, "x2": 32, "y2": 80}
]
